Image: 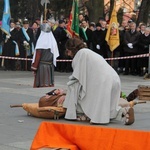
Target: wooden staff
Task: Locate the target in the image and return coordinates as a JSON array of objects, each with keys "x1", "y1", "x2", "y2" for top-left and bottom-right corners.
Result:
[
  {"x1": 1, "y1": 58, "x2": 4, "y2": 67},
  {"x1": 44, "y1": 0, "x2": 48, "y2": 21},
  {"x1": 148, "y1": 45, "x2": 150, "y2": 74},
  {"x1": 25, "y1": 50, "x2": 27, "y2": 71},
  {"x1": 33, "y1": 73, "x2": 37, "y2": 88},
  {"x1": 10, "y1": 104, "x2": 22, "y2": 108}
]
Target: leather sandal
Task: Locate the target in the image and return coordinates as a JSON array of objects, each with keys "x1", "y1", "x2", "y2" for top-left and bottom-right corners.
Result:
[
  {"x1": 122, "y1": 107, "x2": 135, "y2": 125},
  {"x1": 77, "y1": 114, "x2": 90, "y2": 122}
]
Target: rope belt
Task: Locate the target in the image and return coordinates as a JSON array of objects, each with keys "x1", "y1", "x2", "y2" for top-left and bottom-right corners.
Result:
[{"x1": 40, "y1": 61, "x2": 52, "y2": 65}]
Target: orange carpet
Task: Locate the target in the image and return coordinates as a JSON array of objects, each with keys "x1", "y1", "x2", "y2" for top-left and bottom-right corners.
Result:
[{"x1": 30, "y1": 122, "x2": 150, "y2": 150}]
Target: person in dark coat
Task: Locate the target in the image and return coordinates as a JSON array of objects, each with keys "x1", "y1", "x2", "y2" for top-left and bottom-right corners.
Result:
[
  {"x1": 112, "y1": 21, "x2": 129, "y2": 73},
  {"x1": 137, "y1": 27, "x2": 150, "y2": 76},
  {"x1": 79, "y1": 20, "x2": 93, "y2": 50},
  {"x1": 118, "y1": 20, "x2": 129, "y2": 73},
  {"x1": 2, "y1": 21, "x2": 19, "y2": 70},
  {"x1": 123, "y1": 22, "x2": 140, "y2": 75},
  {"x1": 18, "y1": 19, "x2": 34, "y2": 71},
  {"x1": 92, "y1": 23, "x2": 102, "y2": 54},
  {"x1": 92, "y1": 21, "x2": 109, "y2": 58},
  {"x1": 138, "y1": 23, "x2": 146, "y2": 35},
  {"x1": 31, "y1": 21, "x2": 40, "y2": 47},
  {"x1": 53, "y1": 19, "x2": 70, "y2": 72}
]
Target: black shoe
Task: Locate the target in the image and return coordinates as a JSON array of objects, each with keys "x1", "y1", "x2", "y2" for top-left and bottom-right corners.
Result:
[
  {"x1": 123, "y1": 72, "x2": 129, "y2": 75},
  {"x1": 60, "y1": 70, "x2": 64, "y2": 72},
  {"x1": 131, "y1": 72, "x2": 137, "y2": 76},
  {"x1": 139, "y1": 73, "x2": 144, "y2": 77}
]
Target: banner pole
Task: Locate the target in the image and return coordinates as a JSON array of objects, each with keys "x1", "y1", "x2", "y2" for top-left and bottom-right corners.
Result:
[
  {"x1": 148, "y1": 44, "x2": 150, "y2": 74},
  {"x1": 111, "y1": 51, "x2": 114, "y2": 67},
  {"x1": 44, "y1": 0, "x2": 47, "y2": 21}
]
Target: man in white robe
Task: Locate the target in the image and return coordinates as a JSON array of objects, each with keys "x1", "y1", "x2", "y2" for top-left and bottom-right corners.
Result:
[{"x1": 63, "y1": 38, "x2": 134, "y2": 125}]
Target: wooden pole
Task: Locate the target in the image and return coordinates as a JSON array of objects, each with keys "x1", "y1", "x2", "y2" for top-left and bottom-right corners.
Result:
[
  {"x1": 10, "y1": 104, "x2": 22, "y2": 108},
  {"x1": 25, "y1": 51, "x2": 27, "y2": 71},
  {"x1": 148, "y1": 44, "x2": 150, "y2": 74},
  {"x1": 111, "y1": 51, "x2": 114, "y2": 67},
  {"x1": 33, "y1": 73, "x2": 36, "y2": 88},
  {"x1": 1, "y1": 58, "x2": 4, "y2": 67},
  {"x1": 44, "y1": 0, "x2": 47, "y2": 21}
]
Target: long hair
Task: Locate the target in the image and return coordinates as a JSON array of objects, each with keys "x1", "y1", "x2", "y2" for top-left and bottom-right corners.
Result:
[{"x1": 65, "y1": 38, "x2": 87, "y2": 57}]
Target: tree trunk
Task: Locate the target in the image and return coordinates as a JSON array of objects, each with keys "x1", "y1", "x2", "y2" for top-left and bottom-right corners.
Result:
[
  {"x1": 136, "y1": 0, "x2": 149, "y2": 25},
  {"x1": 143, "y1": 0, "x2": 150, "y2": 25},
  {"x1": 32, "y1": 0, "x2": 40, "y2": 22},
  {"x1": 85, "y1": 0, "x2": 104, "y2": 23}
]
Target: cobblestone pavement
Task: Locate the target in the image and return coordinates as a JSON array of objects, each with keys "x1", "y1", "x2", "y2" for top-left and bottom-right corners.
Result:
[{"x1": 0, "y1": 70, "x2": 150, "y2": 149}]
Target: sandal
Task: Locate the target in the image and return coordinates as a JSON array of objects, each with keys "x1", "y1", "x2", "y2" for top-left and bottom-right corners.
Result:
[
  {"x1": 77, "y1": 114, "x2": 90, "y2": 122},
  {"x1": 122, "y1": 107, "x2": 135, "y2": 125}
]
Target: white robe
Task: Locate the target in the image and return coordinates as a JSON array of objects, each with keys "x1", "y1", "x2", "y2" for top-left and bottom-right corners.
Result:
[
  {"x1": 63, "y1": 48, "x2": 121, "y2": 124},
  {"x1": 32, "y1": 31, "x2": 59, "y2": 66}
]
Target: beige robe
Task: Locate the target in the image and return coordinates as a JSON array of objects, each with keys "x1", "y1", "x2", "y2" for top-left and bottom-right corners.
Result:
[{"x1": 63, "y1": 48, "x2": 121, "y2": 124}]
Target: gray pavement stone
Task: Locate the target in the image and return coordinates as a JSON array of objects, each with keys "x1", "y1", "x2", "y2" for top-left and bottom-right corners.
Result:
[{"x1": 0, "y1": 70, "x2": 150, "y2": 149}]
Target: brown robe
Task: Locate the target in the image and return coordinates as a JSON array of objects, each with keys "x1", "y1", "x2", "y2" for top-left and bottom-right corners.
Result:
[{"x1": 39, "y1": 94, "x2": 66, "y2": 107}]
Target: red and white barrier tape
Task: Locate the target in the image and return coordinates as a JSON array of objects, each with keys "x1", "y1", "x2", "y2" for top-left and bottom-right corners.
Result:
[
  {"x1": 105, "y1": 53, "x2": 150, "y2": 60},
  {"x1": 0, "y1": 53, "x2": 149, "y2": 62}
]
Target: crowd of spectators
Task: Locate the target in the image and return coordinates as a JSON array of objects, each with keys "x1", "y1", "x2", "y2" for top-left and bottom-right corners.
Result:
[{"x1": 0, "y1": 15, "x2": 150, "y2": 76}]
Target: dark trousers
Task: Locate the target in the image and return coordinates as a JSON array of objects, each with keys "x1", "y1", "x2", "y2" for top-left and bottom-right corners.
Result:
[
  {"x1": 19, "y1": 48, "x2": 32, "y2": 71},
  {"x1": 124, "y1": 52, "x2": 137, "y2": 74}
]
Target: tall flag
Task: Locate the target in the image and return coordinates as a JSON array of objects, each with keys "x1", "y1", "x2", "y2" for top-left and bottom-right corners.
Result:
[
  {"x1": 105, "y1": 2, "x2": 120, "y2": 51},
  {"x1": 1, "y1": 0, "x2": 11, "y2": 36},
  {"x1": 67, "y1": 0, "x2": 79, "y2": 37}
]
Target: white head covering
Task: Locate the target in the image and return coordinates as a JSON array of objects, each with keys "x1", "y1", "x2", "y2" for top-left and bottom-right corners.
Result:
[
  {"x1": 32, "y1": 30, "x2": 59, "y2": 66},
  {"x1": 40, "y1": 23, "x2": 51, "y2": 32},
  {"x1": 48, "y1": 18, "x2": 56, "y2": 24}
]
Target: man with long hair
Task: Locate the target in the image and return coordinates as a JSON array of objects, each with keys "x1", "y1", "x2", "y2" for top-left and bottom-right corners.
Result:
[{"x1": 63, "y1": 38, "x2": 134, "y2": 125}]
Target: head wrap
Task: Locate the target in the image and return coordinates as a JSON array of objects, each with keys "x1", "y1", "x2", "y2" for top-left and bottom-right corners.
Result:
[{"x1": 40, "y1": 23, "x2": 51, "y2": 32}]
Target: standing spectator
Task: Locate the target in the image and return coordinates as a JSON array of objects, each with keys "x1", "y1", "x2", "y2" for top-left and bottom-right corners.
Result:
[
  {"x1": 118, "y1": 20, "x2": 129, "y2": 73},
  {"x1": 78, "y1": 13, "x2": 85, "y2": 26},
  {"x1": 31, "y1": 21, "x2": 40, "y2": 47},
  {"x1": 92, "y1": 23, "x2": 102, "y2": 55},
  {"x1": 2, "y1": 21, "x2": 19, "y2": 70},
  {"x1": 53, "y1": 19, "x2": 69, "y2": 72},
  {"x1": 89, "y1": 22, "x2": 96, "y2": 31},
  {"x1": 35, "y1": 18, "x2": 41, "y2": 26},
  {"x1": 93, "y1": 21, "x2": 108, "y2": 58},
  {"x1": 100, "y1": 20, "x2": 109, "y2": 58},
  {"x1": 98, "y1": 17, "x2": 105, "y2": 25},
  {"x1": 138, "y1": 23, "x2": 146, "y2": 35},
  {"x1": 119, "y1": 20, "x2": 128, "y2": 31},
  {"x1": 15, "y1": 21, "x2": 21, "y2": 31},
  {"x1": 48, "y1": 18, "x2": 57, "y2": 32},
  {"x1": 137, "y1": 27, "x2": 150, "y2": 76},
  {"x1": 18, "y1": 19, "x2": 34, "y2": 71},
  {"x1": 123, "y1": 22, "x2": 140, "y2": 75},
  {"x1": 15, "y1": 21, "x2": 22, "y2": 70},
  {"x1": 79, "y1": 20, "x2": 93, "y2": 49},
  {"x1": 31, "y1": 23, "x2": 59, "y2": 87}
]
